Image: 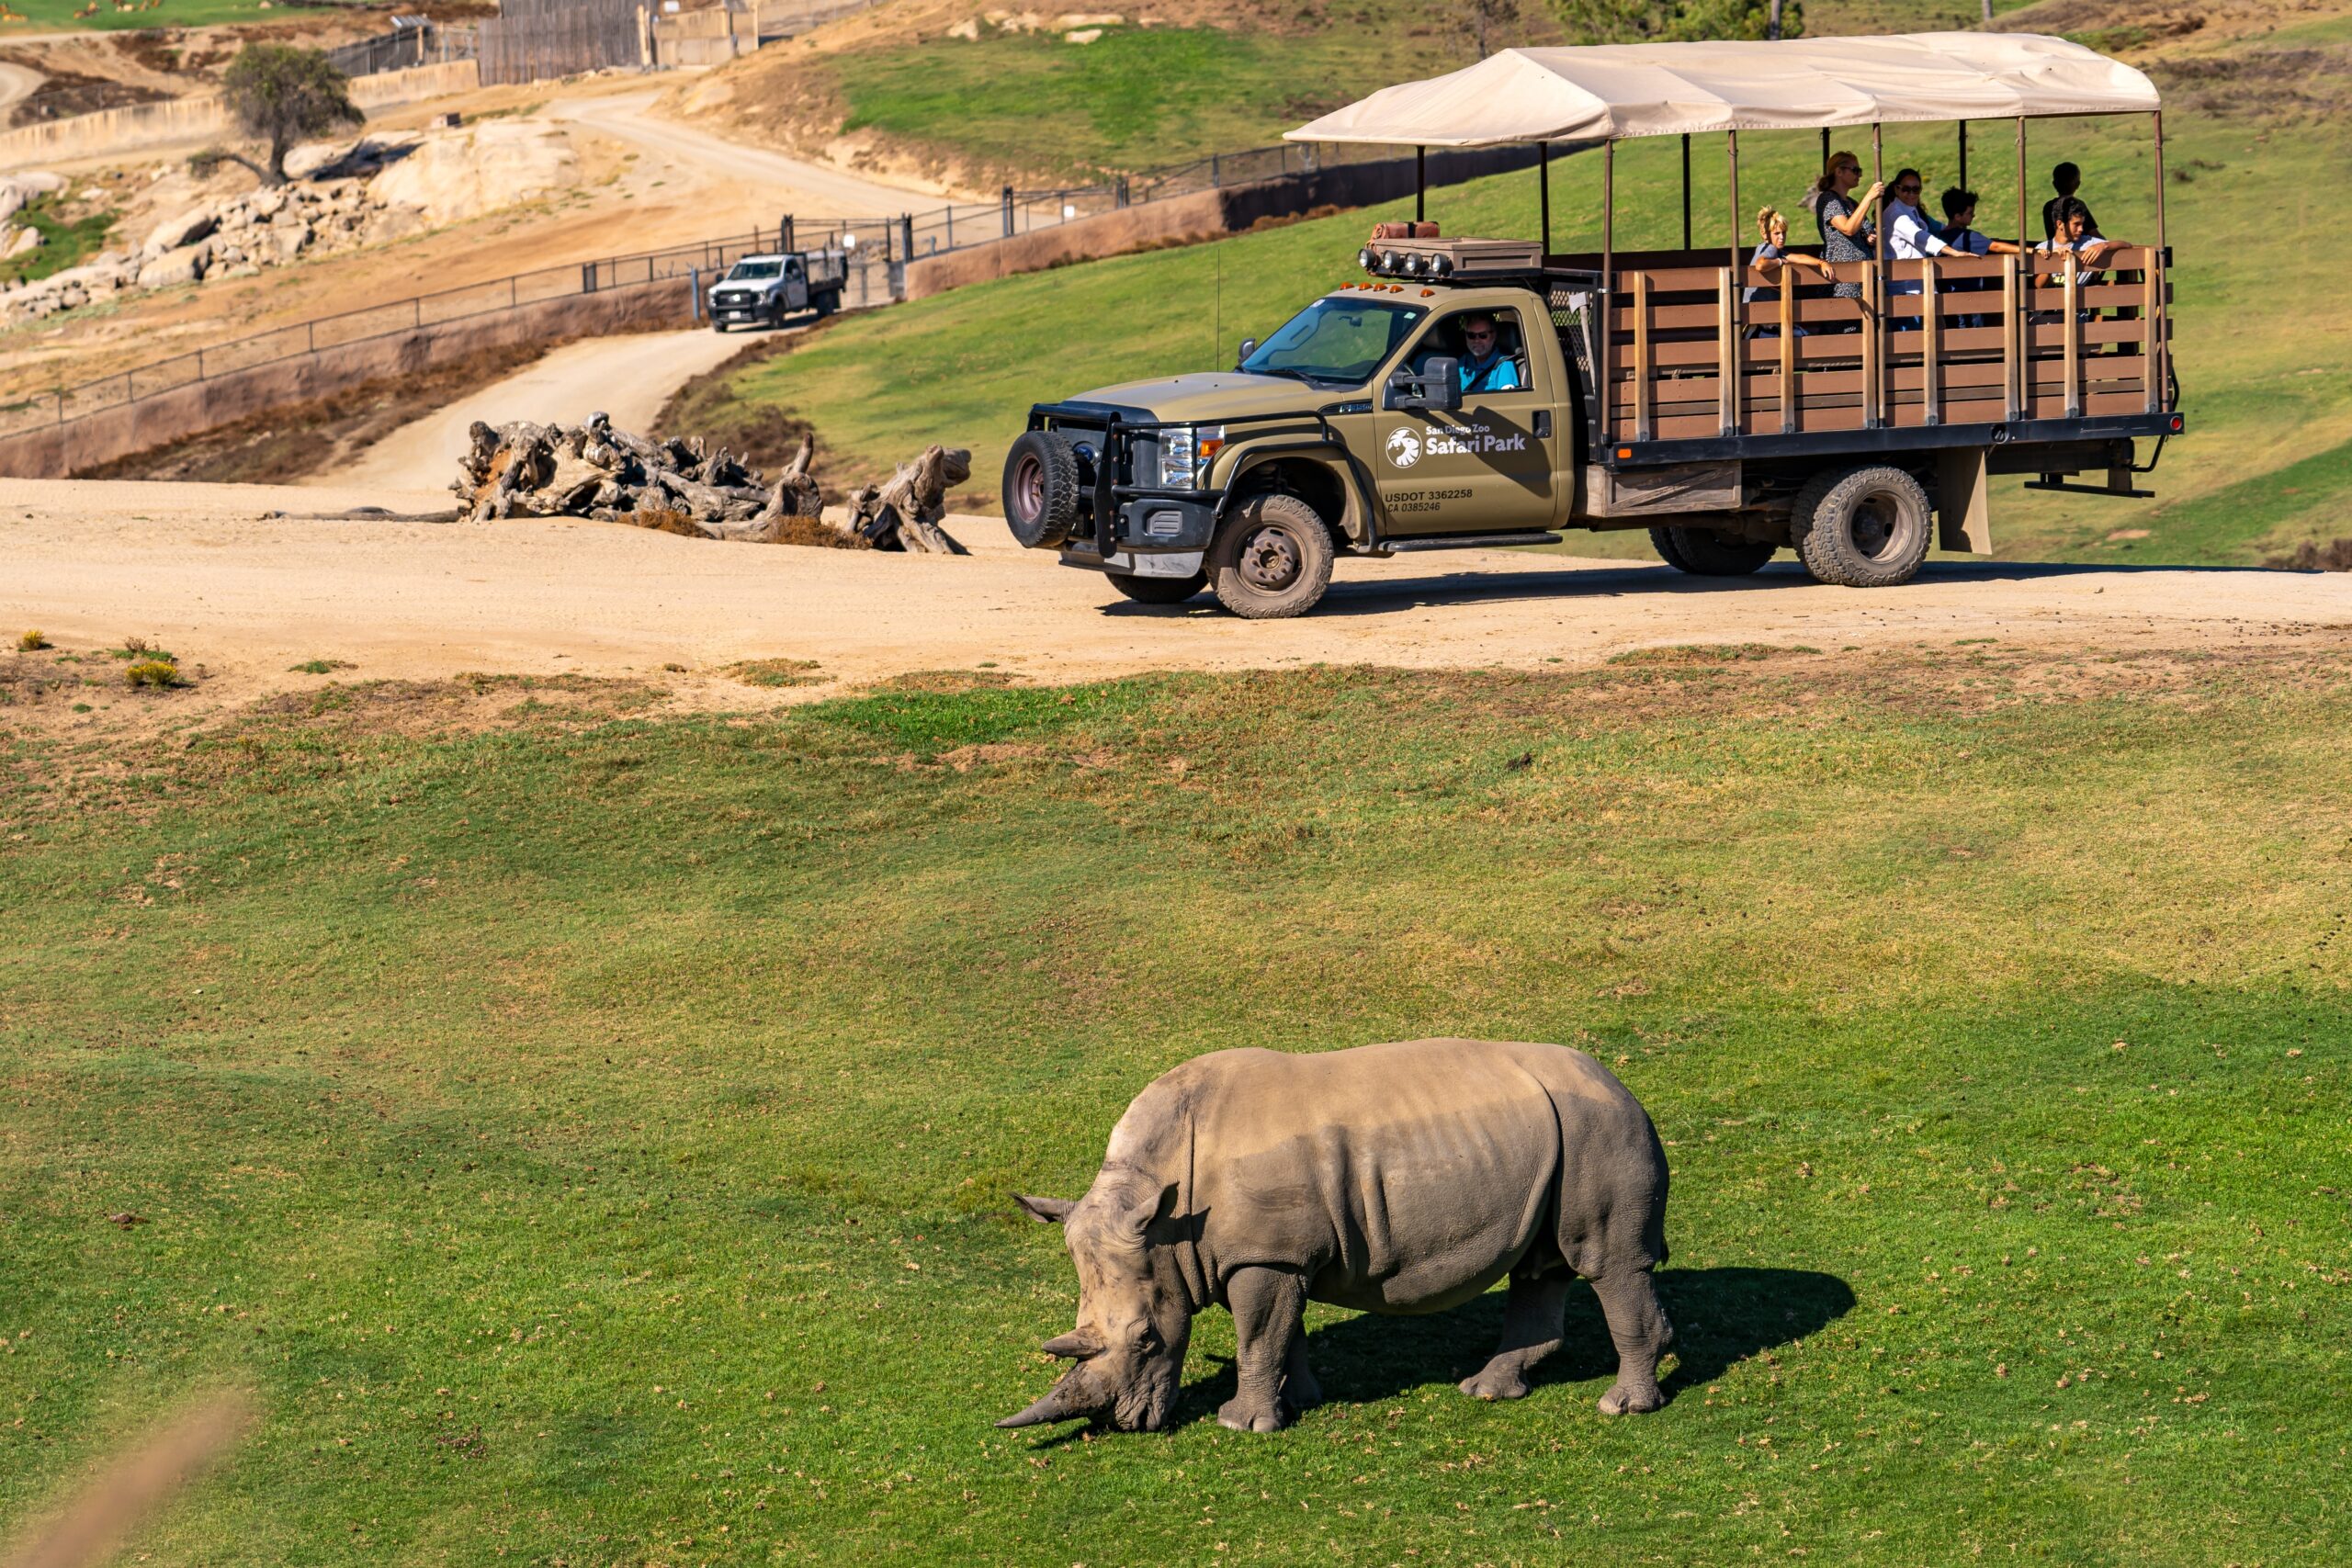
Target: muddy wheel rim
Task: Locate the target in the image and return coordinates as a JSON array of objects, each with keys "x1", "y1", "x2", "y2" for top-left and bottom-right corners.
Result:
[
  {"x1": 1851, "y1": 494, "x2": 1899, "y2": 558},
  {"x1": 1013, "y1": 454, "x2": 1045, "y2": 522},
  {"x1": 1237, "y1": 524, "x2": 1302, "y2": 592}
]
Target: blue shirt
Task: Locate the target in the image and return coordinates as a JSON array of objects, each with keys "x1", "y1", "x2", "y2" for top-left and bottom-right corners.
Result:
[{"x1": 1459, "y1": 348, "x2": 1521, "y2": 393}]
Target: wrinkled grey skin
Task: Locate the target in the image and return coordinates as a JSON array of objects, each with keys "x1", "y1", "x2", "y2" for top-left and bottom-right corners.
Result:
[{"x1": 1001, "y1": 1038, "x2": 1673, "y2": 1435}]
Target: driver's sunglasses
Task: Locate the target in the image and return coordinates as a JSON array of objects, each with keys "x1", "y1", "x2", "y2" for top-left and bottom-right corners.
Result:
[{"x1": 1464, "y1": 329, "x2": 1495, "y2": 341}]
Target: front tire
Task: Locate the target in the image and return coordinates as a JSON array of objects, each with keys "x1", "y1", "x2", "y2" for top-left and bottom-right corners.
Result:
[
  {"x1": 1792, "y1": 465, "x2": 1932, "y2": 587},
  {"x1": 710, "y1": 319, "x2": 729, "y2": 333},
  {"x1": 1207, "y1": 493, "x2": 1335, "y2": 619},
  {"x1": 1108, "y1": 570, "x2": 1208, "y2": 605}
]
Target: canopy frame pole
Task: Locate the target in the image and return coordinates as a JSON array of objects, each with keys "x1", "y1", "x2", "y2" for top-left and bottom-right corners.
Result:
[
  {"x1": 1871, "y1": 121, "x2": 1885, "y2": 429},
  {"x1": 1681, "y1": 134, "x2": 1692, "y2": 251},
  {"x1": 1958, "y1": 120, "x2": 1968, "y2": 193},
  {"x1": 2152, "y1": 109, "x2": 2168, "y2": 413},
  {"x1": 1601, "y1": 141, "x2": 1615, "y2": 446},
  {"x1": 1724, "y1": 130, "x2": 1742, "y2": 436},
  {"x1": 1415, "y1": 145, "x2": 1426, "y2": 222},
  {"x1": 2013, "y1": 115, "x2": 2028, "y2": 421},
  {"x1": 1539, "y1": 141, "x2": 1552, "y2": 259}
]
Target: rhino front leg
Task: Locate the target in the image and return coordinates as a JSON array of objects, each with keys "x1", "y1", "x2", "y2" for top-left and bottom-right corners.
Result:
[
  {"x1": 1460, "y1": 1271, "x2": 1570, "y2": 1400},
  {"x1": 1591, "y1": 1267, "x2": 1674, "y2": 1416},
  {"x1": 1219, "y1": 1267, "x2": 1307, "y2": 1433},
  {"x1": 1283, "y1": 1328, "x2": 1323, "y2": 1411}
]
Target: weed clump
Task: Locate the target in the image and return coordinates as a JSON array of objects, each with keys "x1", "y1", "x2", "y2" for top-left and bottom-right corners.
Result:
[
  {"x1": 729, "y1": 658, "x2": 823, "y2": 689},
  {"x1": 2266, "y1": 537, "x2": 2352, "y2": 571},
  {"x1": 17, "y1": 629, "x2": 48, "y2": 651},
  {"x1": 289, "y1": 659, "x2": 356, "y2": 674},
  {"x1": 123, "y1": 658, "x2": 183, "y2": 690}
]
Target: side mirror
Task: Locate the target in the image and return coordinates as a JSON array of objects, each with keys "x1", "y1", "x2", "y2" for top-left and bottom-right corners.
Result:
[
  {"x1": 1235, "y1": 337, "x2": 1258, "y2": 370},
  {"x1": 1385, "y1": 356, "x2": 1461, "y2": 413}
]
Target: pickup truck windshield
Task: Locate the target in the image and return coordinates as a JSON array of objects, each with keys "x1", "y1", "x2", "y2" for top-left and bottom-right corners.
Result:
[
  {"x1": 1242, "y1": 298, "x2": 1426, "y2": 386},
  {"x1": 726, "y1": 261, "x2": 784, "y2": 280}
]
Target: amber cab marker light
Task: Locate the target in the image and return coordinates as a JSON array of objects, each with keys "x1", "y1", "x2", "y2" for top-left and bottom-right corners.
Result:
[{"x1": 1617, "y1": 446, "x2": 1634, "y2": 459}]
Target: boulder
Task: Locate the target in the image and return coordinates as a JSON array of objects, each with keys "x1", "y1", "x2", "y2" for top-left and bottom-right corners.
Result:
[
  {"x1": 368, "y1": 122, "x2": 576, "y2": 225},
  {"x1": 271, "y1": 224, "x2": 311, "y2": 261},
  {"x1": 137, "y1": 241, "x2": 211, "y2": 290},
  {"x1": 249, "y1": 186, "x2": 288, "y2": 220},
  {"x1": 141, "y1": 205, "x2": 218, "y2": 258},
  {"x1": 2, "y1": 225, "x2": 37, "y2": 258}
]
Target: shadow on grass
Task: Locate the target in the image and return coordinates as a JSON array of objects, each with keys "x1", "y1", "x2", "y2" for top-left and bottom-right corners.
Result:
[
  {"x1": 1092, "y1": 558, "x2": 2280, "y2": 620},
  {"x1": 1163, "y1": 1266, "x2": 1855, "y2": 1431}
]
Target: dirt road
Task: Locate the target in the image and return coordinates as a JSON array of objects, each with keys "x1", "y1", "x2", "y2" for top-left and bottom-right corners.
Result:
[
  {"x1": 6, "y1": 479, "x2": 2347, "y2": 719},
  {"x1": 323, "y1": 330, "x2": 763, "y2": 491},
  {"x1": 550, "y1": 92, "x2": 938, "y2": 215}
]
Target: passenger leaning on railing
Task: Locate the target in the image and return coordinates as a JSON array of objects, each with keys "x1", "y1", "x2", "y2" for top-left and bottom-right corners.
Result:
[
  {"x1": 1935, "y1": 186, "x2": 2024, "y2": 329},
  {"x1": 1879, "y1": 169, "x2": 1952, "y2": 326},
  {"x1": 1744, "y1": 206, "x2": 1834, "y2": 339},
  {"x1": 1804, "y1": 151, "x2": 1881, "y2": 330},
  {"x1": 2033, "y1": 197, "x2": 2130, "y2": 323}
]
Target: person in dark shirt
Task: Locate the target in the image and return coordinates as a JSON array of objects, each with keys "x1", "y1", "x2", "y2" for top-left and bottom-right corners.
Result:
[{"x1": 2041, "y1": 161, "x2": 2098, "y2": 243}]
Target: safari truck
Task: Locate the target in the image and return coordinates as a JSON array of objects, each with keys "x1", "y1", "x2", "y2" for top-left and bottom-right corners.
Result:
[
  {"x1": 1001, "y1": 33, "x2": 2182, "y2": 618},
  {"x1": 707, "y1": 248, "x2": 848, "y2": 332}
]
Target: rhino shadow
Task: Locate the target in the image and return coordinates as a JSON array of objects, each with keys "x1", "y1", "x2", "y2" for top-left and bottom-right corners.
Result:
[{"x1": 1170, "y1": 1266, "x2": 1853, "y2": 1427}]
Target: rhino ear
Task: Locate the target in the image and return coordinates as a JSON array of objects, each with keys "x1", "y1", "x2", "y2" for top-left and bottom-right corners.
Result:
[
  {"x1": 1040, "y1": 1328, "x2": 1104, "y2": 1359},
  {"x1": 1013, "y1": 1194, "x2": 1077, "y2": 1225},
  {"x1": 1112, "y1": 1181, "x2": 1181, "y2": 1241}
]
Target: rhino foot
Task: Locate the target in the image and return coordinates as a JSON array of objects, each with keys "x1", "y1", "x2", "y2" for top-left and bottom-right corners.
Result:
[
  {"x1": 1458, "y1": 1365, "x2": 1534, "y2": 1401},
  {"x1": 1597, "y1": 1380, "x2": 1665, "y2": 1416},
  {"x1": 1217, "y1": 1394, "x2": 1289, "y2": 1433}
]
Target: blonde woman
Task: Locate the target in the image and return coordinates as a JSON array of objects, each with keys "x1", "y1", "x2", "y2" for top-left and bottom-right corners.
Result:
[
  {"x1": 1808, "y1": 151, "x2": 1883, "y2": 307},
  {"x1": 1745, "y1": 205, "x2": 1836, "y2": 337}
]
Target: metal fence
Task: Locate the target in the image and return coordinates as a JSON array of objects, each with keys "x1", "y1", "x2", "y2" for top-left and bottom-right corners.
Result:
[
  {"x1": 0, "y1": 226, "x2": 860, "y2": 440},
  {"x1": 325, "y1": 22, "x2": 480, "y2": 78}
]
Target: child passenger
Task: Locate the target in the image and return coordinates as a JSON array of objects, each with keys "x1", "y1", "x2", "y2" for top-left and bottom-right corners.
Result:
[{"x1": 1744, "y1": 206, "x2": 1834, "y2": 337}]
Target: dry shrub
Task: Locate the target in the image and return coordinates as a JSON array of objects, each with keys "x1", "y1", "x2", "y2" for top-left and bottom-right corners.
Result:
[
  {"x1": 17, "y1": 628, "x2": 46, "y2": 651},
  {"x1": 729, "y1": 658, "x2": 823, "y2": 689},
  {"x1": 773, "y1": 513, "x2": 870, "y2": 550},
  {"x1": 630, "y1": 504, "x2": 707, "y2": 538},
  {"x1": 2265, "y1": 537, "x2": 2352, "y2": 572},
  {"x1": 123, "y1": 659, "x2": 182, "y2": 690}
]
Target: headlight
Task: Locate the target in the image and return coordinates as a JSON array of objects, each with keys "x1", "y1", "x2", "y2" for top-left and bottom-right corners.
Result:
[{"x1": 1157, "y1": 424, "x2": 1226, "y2": 488}]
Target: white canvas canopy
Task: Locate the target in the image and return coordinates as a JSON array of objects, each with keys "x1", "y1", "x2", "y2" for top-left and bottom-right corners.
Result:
[{"x1": 1286, "y1": 32, "x2": 2160, "y2": 148}]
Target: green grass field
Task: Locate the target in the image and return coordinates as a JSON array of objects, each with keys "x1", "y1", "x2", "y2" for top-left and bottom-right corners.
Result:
[
  {"x1": 3, "y1": 645, "x2": 2347, "y2": 1562},
  {"x1": 702, "y1": 62, "x2": 2351, "y2": 566},
  {"x1": 0, "y1": 0, "x2": 319, "y2": 31}
]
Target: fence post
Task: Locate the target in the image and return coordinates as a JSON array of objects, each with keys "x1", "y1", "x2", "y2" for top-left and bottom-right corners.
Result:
[
  {"x1": 689, "y1": 266, "x2": 700, "y2": 323},
  {"x1": 781, "y1": 214, "x2": 794, "y2": 253},
  {"x1": 899, "y1": 213, "x2": 913, "y2": 265},
  {"x1": 1212, "y1": 152, "x2": 1220, "y2": 187},
  {"x1": 1001, "y1": 186, "x2": 1013, "y2": 238},
  {"x1": 196, "y1": 348, "x2": 205, "y2": 381},
  {"x1": 945, "y1": 205, "x2": 953, "y2": 248},
  {"x1": 308, "y1": 320, "x2": 315, "y2": 355},
  {"x1": 583, "y1": 262, "x2": 596, "y2": 294},
  {"x1": 509, "y1": 276, "x2": 517, "y2": 310},
  {"x1": 413, "y1": 298, "x2": 422, "y2": 330}
]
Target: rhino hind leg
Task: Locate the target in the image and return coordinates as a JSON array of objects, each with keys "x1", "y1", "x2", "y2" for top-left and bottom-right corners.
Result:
[
  {"x1": 1591, "y1": 1267, "x2": 1674, "y2": 1416},
  {"x1": 1460, "y1": 1271, "x2": 1572, "y2": 1401},
  {"x1": 1219, "y1": 1267, "x2": 1308, "y2": 1434}
]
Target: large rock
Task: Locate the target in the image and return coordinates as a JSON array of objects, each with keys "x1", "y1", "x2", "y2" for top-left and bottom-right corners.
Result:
[
  {"x1": 141, "y1": 205, "x2": 218, "y2": 258},
  {"x1": 137, "y1": 241, "x2": 212, "y2": 290},
  {"x1": 368, "y1": 122, "x2": 576, "y2": 225},
  {"x1": 5, "y1": 225, "x2": 40, "y2": 258},
  {"x1": 271, "y1": 223, "x2": 311, "y2": 261}
]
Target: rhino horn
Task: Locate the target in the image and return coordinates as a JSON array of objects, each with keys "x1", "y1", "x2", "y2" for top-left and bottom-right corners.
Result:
[
  {"x1": 996, "y1": 1382, "x2": 1088, "y2": 1429},
  {"x1": 1039, "y1": 1329, "x2": 1103, "y2": 1359},
  {"x1": 1013, "y1": 1194, "x2": 1077, "y2": 1224}
]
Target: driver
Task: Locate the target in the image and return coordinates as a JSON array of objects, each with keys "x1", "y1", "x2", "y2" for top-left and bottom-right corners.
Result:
[{"x1": 1456, "y1": 313, "x2": 1521, "y2": 393}]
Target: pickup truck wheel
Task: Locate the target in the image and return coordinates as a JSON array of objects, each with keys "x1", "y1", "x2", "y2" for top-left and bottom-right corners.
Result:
[
  {"x1": 1663, "y1": 526, "x2": 1776, "y2": 576},
  {"x1": 1001, "y1": 430, "x2": 1081, "y2": 548},
  {"x1": 709, "y1": 319, "x2": 729, "y2": 333},
  {"x1": 1792, "y1": 465, "x2": 1932, "y2": 587},
  {"x1": 1648, "y1": 526, "x2": 1694, "y2": 572},
  {"x1": 1109, "y1": 570, "x2": 1208, "y2": 605},
  {"x1": 1207, "y1": 493, "x2": 1335, "y2": 619},
  {"x1": 813, "y1": 289, "x2": 839, "y2": 319}
]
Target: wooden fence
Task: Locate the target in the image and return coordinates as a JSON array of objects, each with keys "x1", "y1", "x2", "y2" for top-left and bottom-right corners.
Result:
[
  {"x1": 1589, "y1": 246, "x2": 2171, "y2": 443},
  {"x1": 478, "y1": 0, "x2": 647, "y2": 85}
]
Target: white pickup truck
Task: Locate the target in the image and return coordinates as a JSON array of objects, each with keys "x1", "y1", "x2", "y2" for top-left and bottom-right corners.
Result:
[{"x1": 707, "y1": 250, "x2": 849, "y2": 332}]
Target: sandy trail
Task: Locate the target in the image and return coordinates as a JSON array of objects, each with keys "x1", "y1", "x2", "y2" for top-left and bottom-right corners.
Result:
[
  {"x1": 323, "y1": 329, "x2": 766, "y2": 491},
  {"x1": 6, "y1": 479, "x2": 2348, "y2": 719},
  {"x1": 549, "y1": 92, "x2": 935, "y2": 216},
  {"x1": 0, "y1": 62, "x2": 43, "y2": 119}
]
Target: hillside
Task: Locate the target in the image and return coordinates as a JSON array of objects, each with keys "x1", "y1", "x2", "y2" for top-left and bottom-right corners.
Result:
[
  {"x1": 663, "y1": 0, "x2": 2040, "y2": 192},
  {"x1": 673, "y1": 0, "x2": 2352, "y2": 568}
]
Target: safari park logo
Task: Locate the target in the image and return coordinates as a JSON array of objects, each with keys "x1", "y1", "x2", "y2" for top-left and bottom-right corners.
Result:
[{"x1": 1385, "y1": 428, "x2": 1423, "y2": 468}]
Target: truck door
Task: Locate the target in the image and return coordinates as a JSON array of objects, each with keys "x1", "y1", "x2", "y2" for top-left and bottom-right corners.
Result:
[
  {"x1": 1373, "y1": 305, "x2": 1560, "y2": 536},
  {"x1": 784, "y1": 257, "x2": 808, "y2": 312}
]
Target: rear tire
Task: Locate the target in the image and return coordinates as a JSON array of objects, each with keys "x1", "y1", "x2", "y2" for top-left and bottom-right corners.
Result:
[
  {"x1": 1657, "y1": 525, "x2": 1775, "y2": 576},
  {"x1": 1207, "y1": 493, "x2": 1335, "y2": 619},
  {"x1": 1792, "y1": 465, "x2": 1932, "y2": 587},
  {"x1": 1648, "y1": 525, "x2": 1693, "y2": 572},
  {"x1": 1109, "y1": 570, "x2": 1208, "y2": 605},
  {"x1": 814, "y1": 288, "x2": 839, "y2": 319},
  {"x1": 1002, "y1": 430, "x2": 1082, "y2": 549}
]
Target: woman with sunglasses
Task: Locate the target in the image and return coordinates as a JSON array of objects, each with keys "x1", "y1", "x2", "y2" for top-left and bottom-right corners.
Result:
[{"x1": 1807, "y1": 151, "x2": 1883, "y2": 322}]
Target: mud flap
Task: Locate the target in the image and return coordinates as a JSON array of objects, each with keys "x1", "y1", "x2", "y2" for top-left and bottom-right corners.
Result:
[{"x1": 1936, "y1": 447, "x2": 1993, "y2": 555}]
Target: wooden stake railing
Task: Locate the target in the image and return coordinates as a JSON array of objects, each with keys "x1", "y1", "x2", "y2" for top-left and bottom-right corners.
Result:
[
  {"x1": 1633, "y1": 270, "x2": 1653, "y2": 442},
  {"x1": 2063, "y1": 254, "x2": 2083, "y2": 419},
  {"x1": 1716, "y1": 267, "x2": 1737, "y2": 436},
  {"x1": 2002, "y1": 257, "x2": 2021, "y2": 421},
  {"x1": 2143, "y1": 261, "x2": 2161, "y2": 412},
  {"x1": 1778, "y1": 279, "x2": 1796, "y2": 434},
  {"x1": 1920, "y1": 257, "x2": 1940, "y2": 426}
]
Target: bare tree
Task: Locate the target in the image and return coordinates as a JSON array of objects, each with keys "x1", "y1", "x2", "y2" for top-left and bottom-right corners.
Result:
[{"x1": 1456, "y1": 0, "x2": 1524, "y2": 59}]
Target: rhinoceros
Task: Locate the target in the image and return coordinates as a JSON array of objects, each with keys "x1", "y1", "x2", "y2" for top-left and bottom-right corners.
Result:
[{"x1": 1000, "y1": 1038, "x2": 1673, "y2": 1434}]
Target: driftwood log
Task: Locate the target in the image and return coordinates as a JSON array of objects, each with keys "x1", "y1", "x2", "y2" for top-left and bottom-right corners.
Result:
[{"x1": 451, "y1": 415, "x2": 963, "y2": 552}]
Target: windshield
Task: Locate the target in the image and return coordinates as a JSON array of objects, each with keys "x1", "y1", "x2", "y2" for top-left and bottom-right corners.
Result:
[
  {"x1": 726, "y1": 261, "x2": 784, "y2": 280},
  {"x1": 1241, "y1": 297, "x2": 1426, "y2": 386}
]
